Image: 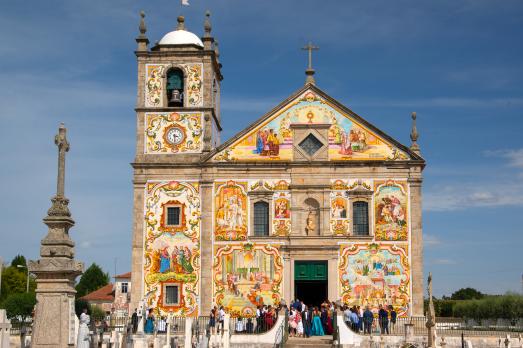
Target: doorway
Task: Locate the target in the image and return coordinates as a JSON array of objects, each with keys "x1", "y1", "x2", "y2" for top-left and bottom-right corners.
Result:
[{"x1": 294, "y1": 261, "x2": 328, "y2": 308}]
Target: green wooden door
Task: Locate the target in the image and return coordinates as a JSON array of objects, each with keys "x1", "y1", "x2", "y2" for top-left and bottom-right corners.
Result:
[{"x1": 294, "y1": 261, "x2": 327, "y2": 281}]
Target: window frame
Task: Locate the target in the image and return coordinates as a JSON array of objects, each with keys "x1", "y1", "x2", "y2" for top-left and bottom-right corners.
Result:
[
  {"x1": 165, "y1": 67, "x2": 185, "y2": 107},
  {"x1": 352, "y1": 200, "x2": 370, "y2": 236},
  {"x1": 160, "y1": 200, "x2": 186, "y2": 233},
  {"x1": 253, "y1": 201, "x2": 270, "y2": 237},
  {"x1": 121, "y1": 282, "x2": 128, "y2": 294},
  {"x1": 347, "y1": 182, "x2": 374, "y2": 238},
  {"x1": 159, "y1": 281, "x2": 185, "y2": 310}
]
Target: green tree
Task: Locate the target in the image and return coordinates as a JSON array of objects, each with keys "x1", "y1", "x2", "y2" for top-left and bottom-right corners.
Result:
[
  {"x1": 75, "y1": 263, "x2": 110, "y2": 298},
  {"x1": 10, "y1": 255, "x2": 27, "y2": 269},
  {"x1": 450, "y1": 287, "x2": 484, "y2": 300},
  {"x1": 1, "y1": 292, "x2": 36, "y2": 324},
  {"x1": 0, "y1": 267, "x2": 27, "y2": 301}
]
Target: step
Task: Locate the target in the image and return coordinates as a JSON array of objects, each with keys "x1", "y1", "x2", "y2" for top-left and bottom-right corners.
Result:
[{"x1": 286, "y1": 335, "x2": 332, "y2": 347}]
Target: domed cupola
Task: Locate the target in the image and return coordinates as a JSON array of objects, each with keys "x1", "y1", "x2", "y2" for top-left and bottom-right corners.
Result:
[{"x1": 158, "y1": 16, "x2": 204, "y2": 48}]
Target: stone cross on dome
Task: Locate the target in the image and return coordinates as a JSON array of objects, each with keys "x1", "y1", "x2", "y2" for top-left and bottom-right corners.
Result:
[{"x1": 302, "y1": 41, "x2": 319, "y2": 85}]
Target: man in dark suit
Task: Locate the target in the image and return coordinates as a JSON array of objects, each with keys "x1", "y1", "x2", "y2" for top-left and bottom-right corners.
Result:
[{"x1": 302, "y1": 305, "x2": 312, "y2": 338}]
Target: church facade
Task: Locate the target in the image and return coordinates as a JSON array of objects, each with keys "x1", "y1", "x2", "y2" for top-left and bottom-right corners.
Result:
[{"x1": 130, "y1": 13, "x2": 425, "y2": 318}]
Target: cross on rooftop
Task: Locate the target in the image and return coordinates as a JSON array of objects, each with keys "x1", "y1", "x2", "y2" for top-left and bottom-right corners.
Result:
[
  {"x1": 301, "y1": 41, "x2": 319, "y2": 84},
  {"x1": 302, "y1": 41, "x2": 319, "y2": 70}
]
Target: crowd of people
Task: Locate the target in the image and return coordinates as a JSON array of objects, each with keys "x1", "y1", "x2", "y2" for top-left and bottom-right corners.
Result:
[
  {"x1": 286, "y1": 299, "x2": 398, "y2": 338},
  {"x1": 343, "y1": 304, "x2": 397, "y2": 335},
  {"x1": 129, "y1": 300, "x2": 398, "y2": 337}
]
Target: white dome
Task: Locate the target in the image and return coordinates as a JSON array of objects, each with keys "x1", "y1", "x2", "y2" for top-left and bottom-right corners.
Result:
[{"x1": 159, "y1": 29, "x2": 204, "y2": 47}]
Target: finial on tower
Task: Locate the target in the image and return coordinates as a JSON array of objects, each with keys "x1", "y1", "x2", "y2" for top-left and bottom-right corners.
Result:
[
  {"x1": 410, "y1": 112, "x2": 420, "y2": 154},
  {"x1": 177, "y1": 15, "x2": 186, "y2": 30},
  {"x1": 135, "y1": 10, "x2": 149, "y2": 52},
  {"x1": 302, "y1": 41, "x2": 319, "y2": 85},
  {"x1": 204, "y1": 10, "x2": 212, "y2": 37},
  {"x1": 214, "y1": 39, "x2": 220, "y2": 58}
]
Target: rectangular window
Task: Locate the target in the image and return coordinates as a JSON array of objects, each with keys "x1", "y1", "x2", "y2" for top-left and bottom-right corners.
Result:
[
  {"x1": 121, "y1": 282, "x2": 128, "y2": 294},
  {"x1": 165, "y1": 285, "x2": 179, "y2": 305},
  {"x1": 254, "y1": 202, "x2": 269, "y2": 236},
  {"x1": 353, "y1": 201, "x2": 369, "y2": 236},
  {"x1": 166, "y1": 206, "x2": 181, "y2": 226}
]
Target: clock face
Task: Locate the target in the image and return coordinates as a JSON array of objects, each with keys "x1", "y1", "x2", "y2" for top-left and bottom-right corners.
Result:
[{"x1": 165, "y1": 127, "x2": 184, "y2": 145}]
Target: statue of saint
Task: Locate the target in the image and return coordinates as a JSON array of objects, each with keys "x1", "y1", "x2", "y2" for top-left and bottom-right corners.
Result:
[{"x1": 305, "y1": 209, "x2": 316, "y2": 235}]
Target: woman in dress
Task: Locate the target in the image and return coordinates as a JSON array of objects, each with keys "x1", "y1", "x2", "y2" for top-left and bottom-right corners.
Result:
[
  {"x1": 288, "y1": 309, "x2": 297, "y2": 337},
  {"x1": 325, "y1": 309, "x2": 334, "y2": 335},
  {"x1": 310, "y1": 307, "x2": 325, "y2": 336},
  {"x1": 77, "y1": 308, "x2": 90, "y2": 348},
  {"x1": 144, "y1": 310, "x2": 155, "y2": 334},
  {"x1": 209, "y1": 307, "x2": 216, "y2": 335},
  {"x1": 295, "y1": 310, "x2": 304, "y2": 337},
  {"x1": 264, "y1": 306, "x2": 274, "y2": 330}
]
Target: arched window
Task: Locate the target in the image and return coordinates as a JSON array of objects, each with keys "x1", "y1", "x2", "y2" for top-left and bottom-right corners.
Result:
[
  {"x1": 353, "y1": 201, "x2": 369, "y2": 236},
  {"x1": 166, "y1": 68, "x2": 184, "y2": 107},
  {"x1": 253, "y1": 201, "x2": 269, "y2": 236}
]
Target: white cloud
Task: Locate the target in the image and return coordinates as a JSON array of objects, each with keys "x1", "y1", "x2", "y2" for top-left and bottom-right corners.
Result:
[
  {"x1": 431, "y1": 258, "x2": 457, "y2": 265},
  {"x1": 425, "y1": 148, "x2": 523, "y2": 211},
  {"x1": 424, "y1": 234, "x2": 442, "y2": 246}
]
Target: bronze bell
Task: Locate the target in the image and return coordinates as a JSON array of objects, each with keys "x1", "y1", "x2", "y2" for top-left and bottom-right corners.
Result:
[{"x1": 170, "y1": 89, "x2": 182, "y2": 103}]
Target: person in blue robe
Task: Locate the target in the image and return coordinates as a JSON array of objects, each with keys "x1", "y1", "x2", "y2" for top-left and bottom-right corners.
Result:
[{"x1": 311, "y1": 307, "x2": 325, "y2": 336}]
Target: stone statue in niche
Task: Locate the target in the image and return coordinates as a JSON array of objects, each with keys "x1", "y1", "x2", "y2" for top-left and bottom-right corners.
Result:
[{"x1": 305, "y1": 209, "x2": 316, "y2": 235}]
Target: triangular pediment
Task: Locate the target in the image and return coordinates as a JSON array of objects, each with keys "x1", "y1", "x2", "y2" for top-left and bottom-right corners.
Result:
[{"x1": 208, "y1": 85, "x2": 422, "y2": 163}]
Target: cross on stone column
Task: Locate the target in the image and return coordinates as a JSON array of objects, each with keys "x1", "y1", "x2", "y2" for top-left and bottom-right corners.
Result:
[
  {"x1": 55, "y1": 123, "x2": 70, "y2": 198},
  {"x1": 301, "y1": 41, "x2": 319, "y2": 85}
]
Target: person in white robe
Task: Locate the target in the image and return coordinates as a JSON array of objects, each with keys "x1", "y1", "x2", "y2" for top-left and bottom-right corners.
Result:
[{"x1": 77, "y1": 308, "x2": 90, "y2": 348}]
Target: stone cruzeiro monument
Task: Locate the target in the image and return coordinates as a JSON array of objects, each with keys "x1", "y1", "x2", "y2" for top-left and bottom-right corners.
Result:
[{"x1": 29, "y1": 123, "x2": 84, "y2": 348}]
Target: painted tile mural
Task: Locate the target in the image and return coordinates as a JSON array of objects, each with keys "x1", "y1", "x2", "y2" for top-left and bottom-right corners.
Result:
[
  {"x1": 330, "y1": 180, "x2": 350, "y2": 235},
  {"x1": 213, "y1": 243, "x2": 283, "y2": 317},
  {"x1": 271, "y1": 180, "x2": 291, "y2": 236},
  {"x1": 145, "y1": 112, "x2": 203, "y2": 154},
  {"x1": 374, "y1": 180, "x2": 408, "y2": 241},
  {"x1": 214, "y1": 181, "x2": 248, "y2": 241},
  {"x1": 143, "y1": 181, "x2": 201, "y2": 316},
  {"x1": 144, "y1": 63, "x2": 204, "y2": 107},
  {"x1": 213, "y1": 90, "x2": 408, "y2": 162},
  {"x1": 339, "y1": 243, "x2": 410, "y2": 317}
]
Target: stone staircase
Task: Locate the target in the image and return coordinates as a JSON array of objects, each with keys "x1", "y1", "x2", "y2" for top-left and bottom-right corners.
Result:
[{"x1": 285, "y1": 335, "x2": 333, "y2": 347}]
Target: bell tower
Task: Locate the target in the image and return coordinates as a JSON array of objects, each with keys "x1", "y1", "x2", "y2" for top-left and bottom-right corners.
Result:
[
  {"x1": 134, "y1": 11, "x2": 223, "y2": 162},
  {"x1": 130, "y1": 11, "x2": 222, "y2": 312}
]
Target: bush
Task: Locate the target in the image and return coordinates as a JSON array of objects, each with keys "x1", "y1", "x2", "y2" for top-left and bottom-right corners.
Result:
[
  {"x1": 452, "y1": 293, "x2": 523, "y2": 319},
  {"x1": 1, "y1": 293, "x2": 36, "y2": 323}
]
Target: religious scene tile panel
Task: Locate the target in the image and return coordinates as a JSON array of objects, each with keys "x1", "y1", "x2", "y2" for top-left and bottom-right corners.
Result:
[
  {"x1": 143, "y1": 181, "x2": 201, "y2": 316},
  {"x1": 338, "y1": 243, "x2": 410, "y2": 317},
  {"x1": 212, "y1": 90, "x2": 409, "y2": 162},
  {"x1": 145, "y1": 112, "x2": 203, "y2": 154},
  {"x1": 214, "y1": 181, "x2": 249, "y2": 241},
  {"x1": 212, "y1": 243, "x2": 283, "y2": 317},
  {"x1": 374, "y1": 180, "x2": 408, "y2": 241},
  {"x1": 330, "y1": 180, "x2": 350, "y2": 235}
]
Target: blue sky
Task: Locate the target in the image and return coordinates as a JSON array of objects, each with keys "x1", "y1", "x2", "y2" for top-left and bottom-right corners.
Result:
[{"x1": 1, "y1": 0, "x2": 522, "y2": 297}]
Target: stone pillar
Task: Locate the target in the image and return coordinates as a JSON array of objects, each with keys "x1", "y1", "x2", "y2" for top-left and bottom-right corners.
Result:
[
  {"x1": 0, "y1": 309, "x2": 11, "y2": 348},
  {"x1": 328, "y1": 257, "x2": 338, "y2": 301},
  {"x1": 200, "y1": 180, "x2": 214, "y2": 313},
  {"x1": 130, "y1": 184, "x2": 145, "y2": 312},
  {"x1": 283, "y1": 254, "x2": 292, "y2": 305},
  {"x1": 28, "y1": 124, "x2": 84, "y2": 348},
  {"x1": 409, "y1": 177, "x2": 424, "y2": 316}
]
